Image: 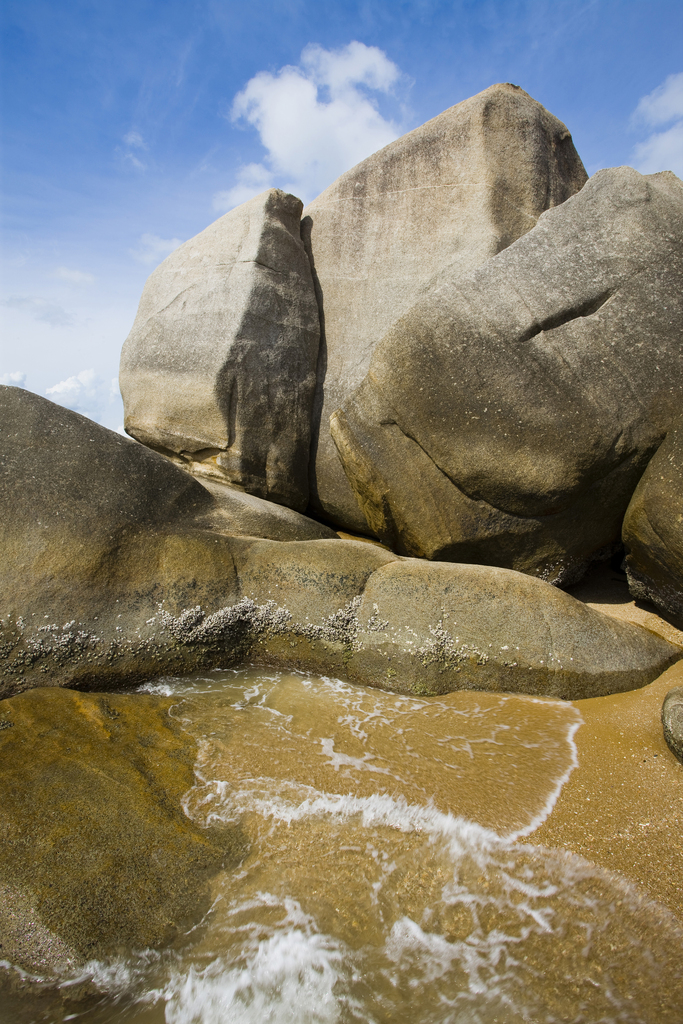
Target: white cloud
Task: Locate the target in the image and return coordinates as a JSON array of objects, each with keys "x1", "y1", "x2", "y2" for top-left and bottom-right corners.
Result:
[
  {"x1": 1, "y1": 295, "x2": 73, "y2": 328},
  {"x1": 46, "y1": 369, "x2": 121, "y2": 424},
  {"x1": 0, "y1": 371, "x2": 27, "y2": 387},
  {"x1": 633, "y1": 122, "x2": 683, "y2": 176},
  {"x1": 51, "y1": 266, "x2": 96, "y2": 285},
  {"x1": 129, "y1": 233, "x2": 184, "y2": 265},
  {"x1": 123, "y1": 130, "x2": 145, "y2": 148},
  {"x1": 120, "y1": 130, "x2": 148, "y2": 170},
  {"x1": 631, "y1": 72, "x2": 683, "y2": 178},
  {"x1": 633, "y1": 72, "x2": 683, "y2": 127},
  {"x1": 215, "y1": 41, "x2": 403, "y2": 210}
]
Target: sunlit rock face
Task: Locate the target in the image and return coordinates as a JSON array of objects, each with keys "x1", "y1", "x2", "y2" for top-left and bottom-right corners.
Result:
[
  {"x1": 303, "y1": 82, "x2": 588, "y2": 530},
  {"x1": 0, "y1": 387, "x2": 678, "y2": 701},
  {"x1": 120, "y1": 188, "x2": 320, "y2": 512},
  {"x1": 332, "y1": 168, "x2": 683, "y2": 584}
]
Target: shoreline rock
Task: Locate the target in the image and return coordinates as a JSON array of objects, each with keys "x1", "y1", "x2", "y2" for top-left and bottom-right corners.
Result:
[
  {"x1": 0, "y1": 688, "x2": 244, "y2": 975},
  {"x1": 1, "y1": 387, "x2": 678, "y2": 702}
]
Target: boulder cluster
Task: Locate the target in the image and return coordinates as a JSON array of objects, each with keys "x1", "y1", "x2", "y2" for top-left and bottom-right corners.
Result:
[
  {"x1": 3, "y1": 83, "x2": 683, "y2": 715},
  {"x1": 2, "y1": 79, "x2": 683, "y2": 980}
]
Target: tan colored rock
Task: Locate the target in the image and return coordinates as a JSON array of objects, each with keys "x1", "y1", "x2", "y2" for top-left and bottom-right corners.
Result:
[
  {"x1": 0, "y1": 688, "x2": 243, "y2": 974},
  {"x1": 303, "y1": 82, "x2": 588, "y2": 529},
  {"x1": 233, "y1": 544, "x2": 678, "y2": 700},
  {"x1": 1, "y1": 386, "x2": 677, "y2": 702},
  {"x1": 332, "y1": 168, "x2": 683, "y2": 584},
  {"x1": 120, "y1": 188, "x2": 320, "y2": 512},
  {"x1": 662, "y1": 686, "x2": 683, "y2": 764},
  {"x1": 622, "y1": 421, "x2": 683, "y2": 620}
]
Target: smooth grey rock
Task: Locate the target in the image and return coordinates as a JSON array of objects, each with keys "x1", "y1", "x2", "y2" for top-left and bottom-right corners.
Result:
[
  {"x1": 120, "y1": 188, "x2": 320, "y2": 512},
  {"x1": 303, "y1": 82, "x2": 588, "y2": 530},
  {"x1": 331, "y1": 167, "x2": 683, "y2": 584},
  {"x1": 623, "y1": 423, "x2": 683, "y2": 621},
  {"x1": 1, "y1": 386, "x2": 677, "y2": 701},
  {"x1": 662, "y1": 686, "x2": 683, "y2": 764}
]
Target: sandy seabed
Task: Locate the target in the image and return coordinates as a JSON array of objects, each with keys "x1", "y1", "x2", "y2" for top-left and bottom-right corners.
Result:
[{"x1": 533, "y1": 562, "x2": 683, "y2": 920}]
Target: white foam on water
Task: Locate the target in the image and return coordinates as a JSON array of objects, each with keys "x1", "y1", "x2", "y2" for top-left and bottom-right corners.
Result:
[
  {"x1": 162, "y1": 900, "x2": 350, "y2": 1024},
  {"x1": 8, "y1": 668, "x2": 675, "y2": 1023},
  {"x1": 505, "y1": 701, "x2": 583, "y2": 841}
]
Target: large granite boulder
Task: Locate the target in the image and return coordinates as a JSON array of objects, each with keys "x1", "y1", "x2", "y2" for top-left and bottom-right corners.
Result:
[
  {"x1": 120, "y1": 188, "x2": 320, "y2": 512},
  {"x1": 331, "y1": 167, "x2": 683, "y2": 584},
  {"x1": 622, "y1": 422, "x2": 683, "y2": 620},
  {"x1": 231, "y1": 542, "x2": 679, "y2": 700},
  {"x1": 303, "y1": 82, "x2": 588, "y2": 530},
  {"x1": 0, "y1": 386, "x2": 333, "y2": 696},
  {"x1": 0, "y1": 687, "x2": 243, "y2": 974},
  {"x1": 1, "y1": 386, "x2": 677, "y2": 701}
]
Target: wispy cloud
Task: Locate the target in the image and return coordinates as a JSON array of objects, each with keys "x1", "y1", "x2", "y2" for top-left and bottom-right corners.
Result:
[
  {"x1": 2, "y1": 295, "x2": 73, "y2": 328},
  {"x1": 0, "y1": 371, "x2": 27, "y2": 387},
  {"x1": 51, "y1": 266, "x2": 96, "y2": 285},
  {"x1": 215, "y1": 41, "x2": 404, "y2": 210},
  {"x1": 129, "y1": 232, "x2": 183, "y2": 265},
  {"x1": 123, "y1": 130, "x2": 145, "y2": 148},
  {"x1": 121, "y1": 129, "x2": 147, "y2": 170},
  {"x1": 46, "y1": 369, "x2": 120, "y2": 424},
  {"x1": 631, "y1": 72, "x2": 683, "y2": 177}
]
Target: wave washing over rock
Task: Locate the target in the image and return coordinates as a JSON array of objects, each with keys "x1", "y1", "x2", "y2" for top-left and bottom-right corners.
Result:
[{"x1": 4, "y1": 669, "x2": 681, "y2": 1023}]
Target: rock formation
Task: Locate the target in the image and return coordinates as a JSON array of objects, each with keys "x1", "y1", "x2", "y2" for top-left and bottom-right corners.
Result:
[
  {"x1": 120, "y1": 188, "x2": 320, "y2": 512},
  {"x1": 303, "y1": 82, "x2": 588, "y2": 529},
  {"x1": 0, "y1": 687, "x2": 243, "y2": 974},
  {"x1": 1, "y1": 387, "x2": 677, "y2": 702},
  {"x1": 623, "y1": 420, "x2": 683, "y2": 620},
  {"x1": 662, "y1": 686, "x2": 683, "y2": 764},
  {"x1": 332, "y1": 167, "x2": 683, "y2": 584},
  {"x1": 4, "y1": 81, "x2": 683, "y2": 1001}
]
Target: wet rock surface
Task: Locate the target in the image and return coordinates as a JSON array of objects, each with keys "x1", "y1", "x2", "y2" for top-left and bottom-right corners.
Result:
[{"x1": 0, "y1": 687, "x2": 244, "y2": 974}]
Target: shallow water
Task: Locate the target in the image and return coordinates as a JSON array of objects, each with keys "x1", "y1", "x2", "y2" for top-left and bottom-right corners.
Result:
[{"x1": 4, "y1": 668, "x2": 683, "y2": 1023}]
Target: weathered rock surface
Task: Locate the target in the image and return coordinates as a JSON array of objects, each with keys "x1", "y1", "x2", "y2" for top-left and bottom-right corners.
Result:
[
  {"x1": 1, "y1": 386, "x2": 677, "y2": 701},
  {"x1": 232, "y1": 543, "x2": 679, "y2": 700},
  {"x1": 623, "y1": 422, "x2": 683, "y2": 620},
  {"x1": 303, "y1": 82, "x2": 588, "y2": 529},
  {"x1": 0, "y1": 385, "x2": 332, "y2": 695},
  {"x1": 0, "y1": 687, "x2": 243, "y2": 974},
  {"x1": 120, "y1": 188, "x2": 320, "y2": 512},
  {"x1": 200, "y1": 477, "x2": 338, "y2": 543},
  {"x1": 332, "y1": 167, "x2": 683, "y2": 584},
  {"x1": 662, "y1": 686, "x2": 683, "y2": 764}
]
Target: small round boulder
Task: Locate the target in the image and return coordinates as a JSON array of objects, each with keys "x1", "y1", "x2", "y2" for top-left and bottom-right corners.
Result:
[{"x1": 662, "y1": 687, "x2": 683, "y2": 765}]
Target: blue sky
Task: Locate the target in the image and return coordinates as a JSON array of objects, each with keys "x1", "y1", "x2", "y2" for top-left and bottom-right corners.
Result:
[{"x1": 2, "y1": 0, "x2": 682, "y2": 429}]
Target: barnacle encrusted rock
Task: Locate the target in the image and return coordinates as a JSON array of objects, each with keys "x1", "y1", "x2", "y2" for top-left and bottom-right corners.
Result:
[{"x1": 0, "y1": 386, "x2": 678, "y2": 701}]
